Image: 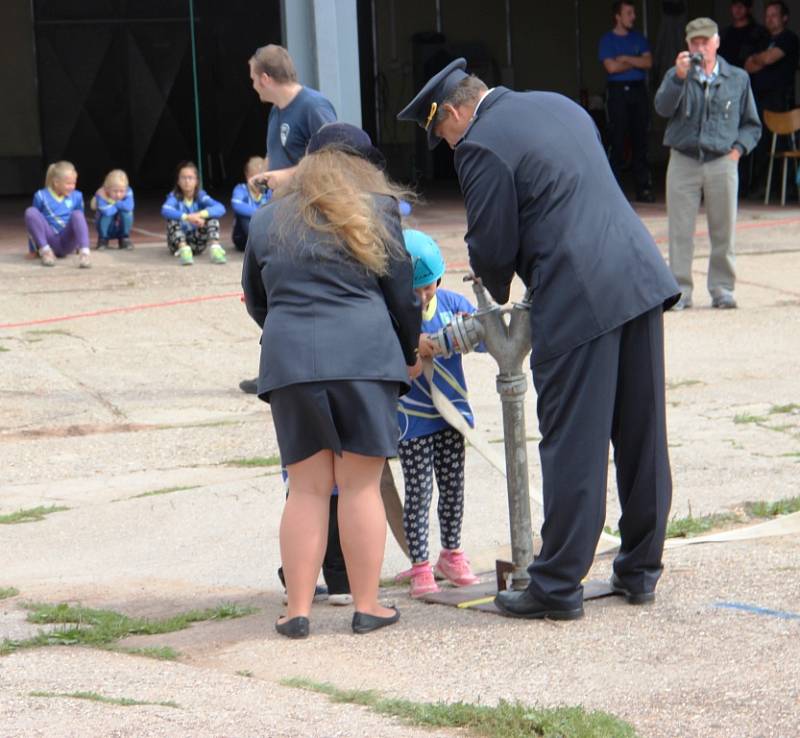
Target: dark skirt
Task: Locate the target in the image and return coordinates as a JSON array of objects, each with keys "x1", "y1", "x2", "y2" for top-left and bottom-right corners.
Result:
[{"x1": 269, "y1": 380, "x2": 401, "y2": 466}]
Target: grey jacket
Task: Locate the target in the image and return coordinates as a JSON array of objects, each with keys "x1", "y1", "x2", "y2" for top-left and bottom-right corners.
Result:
[
  {"x1": 242, "y1": 193, "x2": 421, "y2": 399},
  {"x1": 654, "y1": 57, "x2": 761, "y2": 161}
]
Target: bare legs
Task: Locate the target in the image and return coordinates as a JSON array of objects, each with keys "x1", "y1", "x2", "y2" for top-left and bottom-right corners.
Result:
[{"x1": 280, "y1": 451, "x2": 393, "y2": 622}]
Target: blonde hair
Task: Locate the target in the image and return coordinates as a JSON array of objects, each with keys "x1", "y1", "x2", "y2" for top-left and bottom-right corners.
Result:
[
  {"x1": 244, "y1": 156, "x2": 266, "y2": 178},
  {"x1": 103, "y1": 169, "x2": 129, "y2": 190},
  {"x1": 278, "y1": 150, "x2": 412, "y2": 275},
  {"x1": 45, "y1": 161, "x2": 77, "y2": 189}
]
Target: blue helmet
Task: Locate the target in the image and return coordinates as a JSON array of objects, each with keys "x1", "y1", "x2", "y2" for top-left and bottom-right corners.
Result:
[{"x1": 403, "y1": 229, "x2": 445, "y2": 288}]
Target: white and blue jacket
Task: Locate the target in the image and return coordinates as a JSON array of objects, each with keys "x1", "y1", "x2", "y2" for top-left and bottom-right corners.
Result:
[
  {"x1": 231, "y1": 183, "x2": 271, "y2": 220},
  {"x1": 398, "y1": 289, "x2": 483, "y2": 441},
  {"x1": 31, "y1": 188, "x2": 85, "y2": 233},
  {"x1": 161, "y1": 190, "x2": 226, "y2": 232},
  {"x1": 92, "y1": 188, "x2": 135, "y2": 218}
]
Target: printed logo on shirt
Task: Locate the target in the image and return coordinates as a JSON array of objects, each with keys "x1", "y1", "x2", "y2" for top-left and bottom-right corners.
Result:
[{"x1": 280, "y1": 123, "x2": 290, "y2": 147}]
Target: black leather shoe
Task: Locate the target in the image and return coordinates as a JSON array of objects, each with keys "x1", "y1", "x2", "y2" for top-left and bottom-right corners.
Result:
[
  {"x1": 275, "y1": 616, "x2": 310, "y2": 639},
  {"x1": 494, "y1": 589, "x2": 583, "y2": 620},
  {"x1": 352, "y1": 606, "x2": 400, "y2": 634},
  {"x1": 239, "y1": 378, "x2": 258, "y2": 394},
  {"x1": 610, "y1": 574, "x2": 656, "y2": 605}
]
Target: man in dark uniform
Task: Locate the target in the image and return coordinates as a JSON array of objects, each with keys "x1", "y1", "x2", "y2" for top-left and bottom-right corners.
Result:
[
  {"x1": 720, "y1": 0, "x2": 769, "y2": 70},
  {"x1": 398, "y1": 59, "x2": 680, "y2": 620}
]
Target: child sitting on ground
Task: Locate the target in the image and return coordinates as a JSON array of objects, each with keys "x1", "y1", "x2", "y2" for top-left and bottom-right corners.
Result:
[
  {"x1": 230, "y1": 156, "x2": 271, "y2": 251},
  {"x1": 91, "y1": 169, "x2": 135, "y2": 250},
  {"x1": 25, "y1": 160, "x2": 91, "y2": 268},
  {"x1": 160, "y1": 161, "x2": 226, "y2": 266},
  {"x1": 396, "y1": 229, "x2": 482, "y2": 597}
]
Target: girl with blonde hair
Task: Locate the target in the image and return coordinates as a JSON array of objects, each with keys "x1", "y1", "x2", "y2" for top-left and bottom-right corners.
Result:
[
  {"x1": 25, "y1": 161, "x2": 91, "y2": 268},
  {"x1": 230, "y1": 156, "x2": 270, "y2": 251},
  {"x1": 91, "y1": 169, "x2": 135, "y2": 250},
  {"x1": 242, "y1": 123, "x2": 421, "y2": 639}
]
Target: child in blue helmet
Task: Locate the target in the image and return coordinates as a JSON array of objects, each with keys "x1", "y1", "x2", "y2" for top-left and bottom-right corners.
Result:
[{"x1": 396, "y1": 229, "x2": 482, "y2": 597}]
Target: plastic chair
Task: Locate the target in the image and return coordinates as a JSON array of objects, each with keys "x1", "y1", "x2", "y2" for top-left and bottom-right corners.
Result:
[{"x1": 763, "y1": 108, "x2": 800, "y2": 205}]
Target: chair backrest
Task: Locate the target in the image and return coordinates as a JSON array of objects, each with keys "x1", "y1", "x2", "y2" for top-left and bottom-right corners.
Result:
[{"x1": 763, "y1": 108, "x2": 800, "y2": 135}]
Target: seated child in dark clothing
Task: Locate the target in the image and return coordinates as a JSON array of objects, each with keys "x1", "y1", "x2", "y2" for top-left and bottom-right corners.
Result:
[
  {"x1": 160, "y1": 161, "x2": 226, "y2": 266},
  {"x1": 25, "y1": 160, "x2": 91, "y2": 268},
  {"x1": 230, "y1": 156, "x2": 271, "y2": 251},
  {"x1": 91, "y1": 169, "x2": 135, "y2": 250}
]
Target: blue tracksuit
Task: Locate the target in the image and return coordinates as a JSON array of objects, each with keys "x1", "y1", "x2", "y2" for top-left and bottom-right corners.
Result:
[
  {"x1": 92, "y1": 188, "x2": 135, "y2": 239},
  {"x1": 230, "y1": 183, "x2": 271, "y2": 250},
  {"x1": 160, "y1": 190, "x2": 226, "y2": 233},
  {"x1": 32, "y1": 188, "x2": 85, "y2": 232},
  {"x1": 398, "y1": 289, "x2": 483, "y2": 441}
]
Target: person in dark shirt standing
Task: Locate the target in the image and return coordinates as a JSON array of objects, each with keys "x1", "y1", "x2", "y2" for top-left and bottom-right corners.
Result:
[
  {"x1": 720, "y1": 1, "x2": 769, "y2": 70},
  {"x1": 598, "y1": 0, "x2": 655, "y2": 202},
  {"x1": 720, "y1": 1, "x2": 769, "y2": 196},
  {"x1": 745, "y1": 1, "x2": 799, "y2": 196}
]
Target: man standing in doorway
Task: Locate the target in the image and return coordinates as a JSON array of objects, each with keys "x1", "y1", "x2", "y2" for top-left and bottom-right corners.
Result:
[
  {"x1": 398, "y1": 60, "x2": 679, "y2": 620},
  {"x1": 720, "y1": 0, "x2": 769, "y2": 70},
  {"x1": 598, "y1": 0, "x2": 655, "y2": 202},
  {"x1": 745, "y1": 1, "x2": 799, "y2": 198},
  {"x1": 655, "y1": 18, "x2": 761, "y2": 311}
]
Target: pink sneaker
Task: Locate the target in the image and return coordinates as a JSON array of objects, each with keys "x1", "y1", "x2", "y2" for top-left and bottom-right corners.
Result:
[
  {"x1": 434, "y1": 549, "x2": 479, "y2": 587},
  {"x1": 409, "y1": 562, "x2": 440, "y2": 598}
]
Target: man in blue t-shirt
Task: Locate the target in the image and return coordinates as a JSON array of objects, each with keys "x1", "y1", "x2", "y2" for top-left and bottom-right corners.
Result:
[
  {"x1": 598, "y1": 0, "x2": 654, "y2": 202},
  {"x1": 248, "y1": 44, "x2": 337, "y2": 192}
]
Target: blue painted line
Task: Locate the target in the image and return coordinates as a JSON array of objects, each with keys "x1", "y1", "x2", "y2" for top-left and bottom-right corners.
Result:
[{"x1": 714, "y1": 601, "x2": 800, "y2": 621}]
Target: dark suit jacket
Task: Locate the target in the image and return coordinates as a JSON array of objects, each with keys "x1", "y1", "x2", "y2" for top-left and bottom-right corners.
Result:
[
  {"x1": 455, "y1": 87, "x2": 679, "y2": 365},
  {"x1": 242, "y1": 193, "x2": 421, "y2": 398}
]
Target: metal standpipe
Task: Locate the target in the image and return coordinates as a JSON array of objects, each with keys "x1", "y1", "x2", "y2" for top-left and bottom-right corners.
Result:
[{"x1": 434, "y1": 277, "x2": 535, "y2": 589}]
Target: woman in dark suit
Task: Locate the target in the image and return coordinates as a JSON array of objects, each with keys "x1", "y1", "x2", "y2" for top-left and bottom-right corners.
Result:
[{"x1": 242, "y1": 123, "x2": 421, "y2": 638}]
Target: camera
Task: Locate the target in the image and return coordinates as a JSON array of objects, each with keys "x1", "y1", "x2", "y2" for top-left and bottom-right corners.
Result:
[{"x1": 689, "y1": 52, "x2": 704, "y2": 67}]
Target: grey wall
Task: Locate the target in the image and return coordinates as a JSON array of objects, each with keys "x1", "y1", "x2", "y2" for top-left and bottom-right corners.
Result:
[{"x1": 0, "y1": 0, "x2": 43, "y2": 193}]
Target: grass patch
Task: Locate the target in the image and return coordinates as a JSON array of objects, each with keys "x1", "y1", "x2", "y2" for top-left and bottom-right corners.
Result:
[
  {"x1": 236, "y1": 670, "x2": 254, "y2": 678},
  {"x1": 281, "y1": 678, "x2": 638, "y2": 738},
  {"x1": 30, "y1": 691, "x2": 180, "y2": 709},
  {"x1": 109, "y1": 645, "x2": 180, "y2": 661},
  {"x1": 224, "y1": 455, "x2": 281, "y2": 467},
  {"x1": 0, "y1": 587, "x2": 20, "y2": 600},
  {"x1": 126, "y1": 485, "x2": 200, "y2": 500},
  {"x1": 26, "y1": 329, "x2": 74, "y2": 337},
  {"x1": 733, "y1": 413, "x2": 767, "y2": 425},
  {"x1": 0, "y1": 601, "x2": 257, "y2": 657},
  {"x1": 769, "y1": 403, "x2": 800, "y2": 415},
  {"x1": 665, "y1": 511, "x2": 740, "y2": 539},
  {"x1": 0, "y1": 506, "x2": 69, "y2": 525},
  {"x1": 0, "y1": 346, "x2": 9, "y2": 352},
  {"x1": 666, "y1": 379, "x2": 704, "y2": 390},
  {"x1": 743, "y1": 495, "x2": 800, "y2": 518}
]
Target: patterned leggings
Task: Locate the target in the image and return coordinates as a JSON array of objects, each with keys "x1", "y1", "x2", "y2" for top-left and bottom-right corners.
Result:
[
  {"x1": 166, "y1": 218, "x2": 221, "y2": 255},
  {"x1": 398, "y1": 427, "x2": 465, "y2": 564}
]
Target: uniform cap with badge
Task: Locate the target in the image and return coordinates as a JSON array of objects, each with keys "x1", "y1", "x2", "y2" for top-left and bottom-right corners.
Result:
[{"x1": 397, "y1": 58, "x2": 469, "y2": 149}]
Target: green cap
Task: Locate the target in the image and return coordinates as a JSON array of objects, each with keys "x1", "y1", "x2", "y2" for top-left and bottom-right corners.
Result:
[{"x1": 685, "y1": 17, "x2": 718, "y2": 41}]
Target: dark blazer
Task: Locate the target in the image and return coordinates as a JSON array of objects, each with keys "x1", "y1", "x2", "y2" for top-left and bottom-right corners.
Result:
[
  {"x1": 242, "y1": 193, "x2": 421, "y2": 398},
  {"x1": 455, "y1": 87, "x2": 679, "y2": 365}
]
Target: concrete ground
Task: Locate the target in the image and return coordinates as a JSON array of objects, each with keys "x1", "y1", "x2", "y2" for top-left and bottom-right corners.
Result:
[{"x1": 1, "y1": 194, "x2": 799, "y2": 737}]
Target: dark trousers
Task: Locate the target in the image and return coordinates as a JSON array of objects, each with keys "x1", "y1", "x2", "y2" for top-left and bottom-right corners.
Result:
[
  {"x1": 232, "y1": 215, "x2": 250, "y2": 251},
  {"x1": 322, "y1": 495, "x2": 349, "y2": 594},
  {"x1": 527, "y1": 306, "x2": 672, "y2": 609},
  {"x1": 606, "y1": 82, "x2": 651, "y2": 195}
]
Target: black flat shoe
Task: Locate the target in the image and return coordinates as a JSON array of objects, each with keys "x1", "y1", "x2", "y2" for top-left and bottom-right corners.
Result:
[
  {"x1": 352, "y1": 606, "x2": 400, "y2": 634},
  {"x1": 610, "y1": 574, "x2": 656, "y2": 605},
  {"x1": 275, "y1": 616, "x2": 310, "y2": 639},
  {"x1": 494, "y1": 589, "x2": 583, "y2": 620}
]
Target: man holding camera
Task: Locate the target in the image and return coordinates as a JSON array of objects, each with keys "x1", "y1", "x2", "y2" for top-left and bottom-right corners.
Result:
[{"x1": 655, "y1": 18, "x2": 761, "y2": 310}]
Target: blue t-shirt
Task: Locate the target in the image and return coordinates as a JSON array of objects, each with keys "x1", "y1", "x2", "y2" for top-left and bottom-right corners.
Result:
[
  {"x1": 266, "y1": 87, "x2": 336, "y2": 170},
  {"x1": 598, "y1": 30, "x2": 650, "y2": 82}
]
